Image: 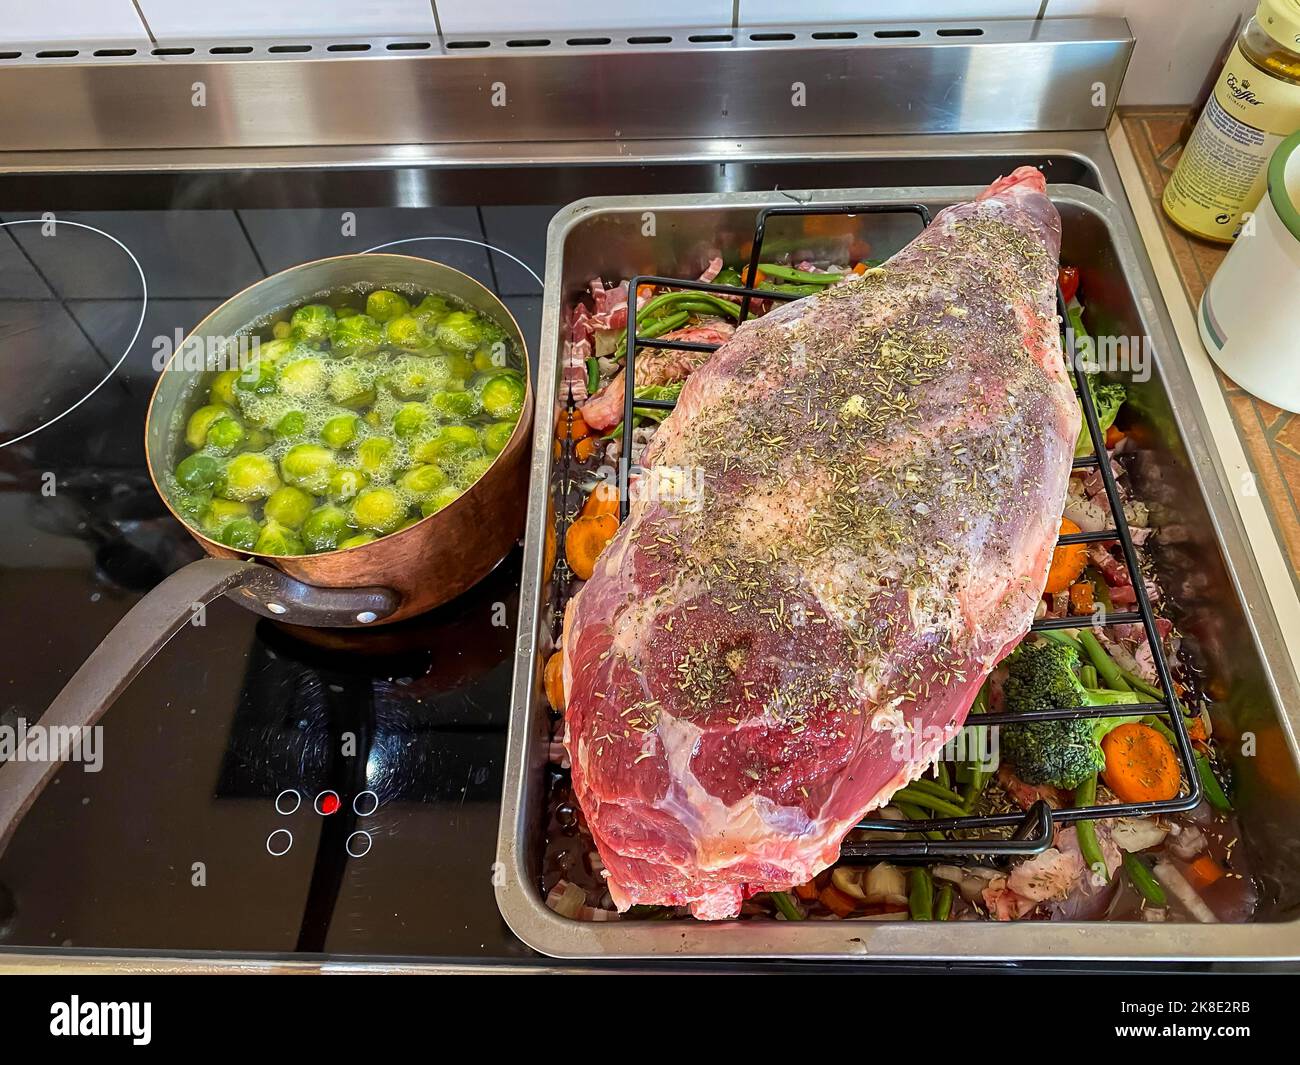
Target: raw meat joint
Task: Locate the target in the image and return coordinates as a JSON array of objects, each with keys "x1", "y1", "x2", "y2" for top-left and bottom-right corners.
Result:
[{"x1": 562, "y1": 168, "x2": 1079, "y2": 919}]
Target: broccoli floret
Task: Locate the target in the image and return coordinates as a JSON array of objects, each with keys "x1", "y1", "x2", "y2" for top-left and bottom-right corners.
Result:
[
  {"x1": 1076, "y1": 379, "x2": 1126, "y2": 457},
  {"x1": 1000, "y1": 639, "x2": 1140, "y2": 789},
  {"x1": 1067, "y1": 304, "x2": 1127, "y2": 457}
]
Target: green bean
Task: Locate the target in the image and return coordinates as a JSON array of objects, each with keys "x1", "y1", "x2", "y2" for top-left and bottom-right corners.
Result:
[
  {"x1": 908, "y1": 868, "x2": 934, "y2": 921},
  {"x1": 935, "y1": 882, "x2": 954, "y2": 921},
  {"x1": 585, "y1": 357, "x2": 600, "y2": 396},
  {"x1": 1080, "y1": 663, "x2": 1099, "y2": 690},
  {"x1": 1121, "y1": 667, "x2": 1191, "y2": 716},
  {"x1": 895, "y1": 801, "x2": 945, "y2": 841},
  {"x1": 936, "y1": 761, "x2": 951, "y2": 791},
  {"x1": 1195, "y1": 752, "x2": 1233, "y2": 812},
  {"x1": 1122, "y1": 851, "x2": 1167, "y2": 907},
  {"x1": 613, "y1": 309, "x2": 692, "y2": 358},
  {"x1": 1074, "y1": 775, "x2": 1109, "y2": 881},
  {"x1": 1078, "y1": 630, "x2": 1131, "y2": 691},
  {"x1": 906, "y1": 777, "x2": 965, "y2": 804},
  {"x1": 893, "y1": 787, "x2": 968, "y2": 819},
  {"x1": 756, "y1": 262, "x2": 844, "y2": 285},
  {"x1": 1038, "y1": 627, "x2": 1084, "y2": 653},
  {"x1": 770, "y1": 890, "x2": 804, "y2": 921}
]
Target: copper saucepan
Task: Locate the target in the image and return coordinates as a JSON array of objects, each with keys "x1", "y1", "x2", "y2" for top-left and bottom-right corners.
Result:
[{"x1": 0, "y1": 253, "x2": 533, "y2": 849}]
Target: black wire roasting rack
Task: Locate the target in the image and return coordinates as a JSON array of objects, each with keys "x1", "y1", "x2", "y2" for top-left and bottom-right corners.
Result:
[{"x1": 557, "y1": 198, "x2": 1202, "y2": 861}]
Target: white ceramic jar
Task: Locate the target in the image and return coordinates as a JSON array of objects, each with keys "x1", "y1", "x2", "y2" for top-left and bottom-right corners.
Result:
[{"x1": 1199, "y1": 129, "x2": 1300, "y2": 412}]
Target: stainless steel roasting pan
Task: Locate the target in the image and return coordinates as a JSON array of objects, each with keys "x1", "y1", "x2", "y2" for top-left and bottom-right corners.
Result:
[{"x1": 496, "y1": 183, "x2": 1300, "y2": 961}]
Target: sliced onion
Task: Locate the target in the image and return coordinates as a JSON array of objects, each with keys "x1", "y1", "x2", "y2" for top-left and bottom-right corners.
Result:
[
  {"x1": 1153, "y1": 861, "x2": 1218, "y2": 924},
  {"x1": 864, "y1": 862, "x2": 907, "y2": 902},
  {"x1": 831, "y1": 866, "x2": 868, "y2": 900},
  {"x1": 1111, "y1": 817, "x2": 1169, "y2": 853}
]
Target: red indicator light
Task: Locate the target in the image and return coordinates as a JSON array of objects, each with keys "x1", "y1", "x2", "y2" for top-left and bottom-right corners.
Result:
[{"x1": 317, "y1": 792, "x2": 341, "y2": 815}]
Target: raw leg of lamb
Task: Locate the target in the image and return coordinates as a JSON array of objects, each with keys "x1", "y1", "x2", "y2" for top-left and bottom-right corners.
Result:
[{"x1": 561, "y1": 167, "x2": 1078, "y2": 919}]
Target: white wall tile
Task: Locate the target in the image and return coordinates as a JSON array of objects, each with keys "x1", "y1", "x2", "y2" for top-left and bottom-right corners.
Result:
[
  {"x1": 436, "y1": 0, "x2": 733, "y2": 35},
  {"x1": 1046, "y1": 0, "x2": 1256, "y2": 105},
  {"x1": 1, "y1": 0, "x2": 147, "y2": 45},
  {"x1": 739, "y1": 1, "x2": 1042, "y2": 24},
  {"x1": 139, "y1": 0, "x2": 438, "y2": 41}
]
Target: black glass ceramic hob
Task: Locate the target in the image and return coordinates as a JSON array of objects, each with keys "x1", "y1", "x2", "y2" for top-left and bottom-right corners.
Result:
[{"x1": 0, "y1": 156, "x2": 1105, "y2": 967}]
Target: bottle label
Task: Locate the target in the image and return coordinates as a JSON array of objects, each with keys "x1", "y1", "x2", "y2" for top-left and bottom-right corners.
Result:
[{"x1": 1163, "y1": 42, "x2": 1300, "y2": 241}]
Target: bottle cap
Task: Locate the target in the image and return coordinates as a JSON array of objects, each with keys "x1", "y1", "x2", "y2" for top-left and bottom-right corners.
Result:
[{"x1": 1259, "y1": 0, "x2": 1300, "y2": 51}]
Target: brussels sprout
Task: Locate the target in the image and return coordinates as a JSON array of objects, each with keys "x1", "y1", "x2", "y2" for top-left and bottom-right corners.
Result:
[
  {"x1": 335, "y1": 305, "x2": 360, "y2": 320},
  {"x1": 397, "y1": 463, "x2": 447, "y2": 499},
  {"x1": 338, "y1": 532, "x2": 377, "y2": 550},
  {"x1": 172, "y1": 489, "x2": 212, "y2": 524},
  {"x1": 209, "y1": 369, "x2": 240, "y2": 406},
  {"x1": 244, "y1": 427, "x2": 272, "y2": 452},
  {"x1": 365, "y1": 289, "x2": 411, "y2": 323},
  {"x1": 385, "y1": 314, "x2": 432, "y2": 352},
  {"x1": 436, "y1": 309, "x2": 499, "y2": 352},
  {"x1": 278, "y1": 357, "x2": 327, "y2": 398},
  {"x1": 473, "y1": 345, "x2": 508, "y2": 372},
  {"x1": 419, "y1": 485, "x2": 464, "y2": 517},
  {"x1": 256, "y1": 337, "x2": 298, "y2": 364},
  {"x1": 330, "y1": 313, "x2": 383, "y2": 358},
  {"x1": 301, "y1": 505, "x2": 351, "y2": 552},
  {"x1": 350, "y1": 486, "x2": 408, "y2": 534},
  {"x1": 326, "y1": 467, "x2": 368, "y2": 503},
  {"x1": 272, "y1": 320, "x2": 292, "y2": 340},
  {"x1": 175, "y1": 453, "x2": 223, "y2": 492},
  {"x1": 321, "y1": 413, "x2": 359, "y2": 449},
  {"x1": 392, "y1": 402, "x2": 432, "y2": 440},
  {"x1": 383, "y1": 358, "x2": 436, "y2": 399},
  {"x1": 430, "y1": 389, "x2": 481, "y2": 418},
  {"x1": 198, "y1": 497, "x2": 252, "y2": 537},
  {"x1": 356, "y1": 436, "x2": 395, "y2": 477},
  {"x1": 455, "y1": 454, "x2": 495, "y2": 489},
  {"x1": 222, "y1": 452, "x2": 282, "y2": 501},
  {"x1": 236, "y1": 359, "x2": 279, "y2": 397},
  {"x1": 185, "y1": 404, "x2": 233, "y2": 449},
  {"x1": 429, "y1": 351, "x2": 474, "y2": 384},
  {"x1": 290, "y1": 303, "x2": 336, "y2": 344},
  {"x1": 481, "y1": 421, "x2": 516, "y2": 456},
  {"x1": 205, "y1": 414, "x2": 246, "y2": 453},
  {"x1": 327, "y1": 363, "x2": 376, "y2": 409},
  {"x1": 264, "y1": 485, "x2": 315, "y2": 529},
  {"x1": 219, "y1": 515, "x2": 262, "y2": 552},
  {"x1": 479, "y1": 371, "x2": 526, "y2": 420},
  {"x1": 275, "y1": 410, "x2": 308, "y2": 439},
  {"x1": 280, "y1": 443, "x2": 336, "y2": 493},
  {"x1": 412, "y1": 424, "x2": 482, "y2": 466},
  {"x1": 412, "y1": 294, "x2": 451, "y2": 324},
  {"x1": 254, "y1": 519, "x2": 305, "y2": 556},
  {"x1": 397, "y1": 516, "x2": 423, "y2": 531}
]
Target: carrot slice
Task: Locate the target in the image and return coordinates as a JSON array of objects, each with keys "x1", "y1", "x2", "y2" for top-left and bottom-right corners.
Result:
[
  {"x1": 574, "y1": 436, "x2": 599, "y2": 462},
  {"x1": 565, "y1": 513, "x2": 618, "y2": 580},
  {"x1": 1105, "y1": 424, "x2": 1125, "y2": 448},
  {"x1": 1101, "y1": 723, "x2": 1181, "y2": 803},
  {"x1": 555, "y1": 409, "x2": 591, "y2": 442},
  {"x1": 580, "y1": 481, "x2": 621, "y2": 521},
  {"x1": 1068, "y1": 580, "x2": 1094, "y2": 615},
  {"x1": 793, "y1": 880, "x2": 820, "y2": 902},
  {"x1": 544, "y1": 651, "x2": 566, "y2": 711},
  {"x1": 851, "y1": 261, "x2": 869, "y2": 275},
  {"x1": 1045, "y1": 517, "x2": 1088, "y2": 594},
  {"x1": 819, "y1": 883, "x2": 858, "y2": 918},
  {"x1": 1188, "y1": 854, "x2": 1225, "y2": 887}
]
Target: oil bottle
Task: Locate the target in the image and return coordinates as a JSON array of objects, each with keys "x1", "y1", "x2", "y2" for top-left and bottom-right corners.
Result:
[{"x1": 1163, "y1": 0, "x2": 1300, "y2": 242}]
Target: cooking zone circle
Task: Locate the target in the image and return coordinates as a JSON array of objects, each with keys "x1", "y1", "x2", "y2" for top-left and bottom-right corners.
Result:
[{"x1": 0, "y1": 219, "x2": 147, "y2": 449}]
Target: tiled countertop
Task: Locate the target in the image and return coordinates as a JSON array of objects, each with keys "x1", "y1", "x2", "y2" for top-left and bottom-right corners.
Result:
[{"x1": 1120, "y1": 108, "x2": 1300, "y2": 589}]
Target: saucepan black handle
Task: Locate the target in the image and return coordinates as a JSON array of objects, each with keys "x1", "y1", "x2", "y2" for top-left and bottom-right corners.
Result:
[{"x1": 0, "y1": 557, "x2": 399, "y2": 854}]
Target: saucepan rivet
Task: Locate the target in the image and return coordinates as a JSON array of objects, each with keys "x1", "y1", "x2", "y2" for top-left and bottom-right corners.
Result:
[
  {"x1": 266, "y1": 602, "x2": 287, "y2": 615},
  {"x1": 356, "y1": 611, "x2": 378, "y2": 624}
]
